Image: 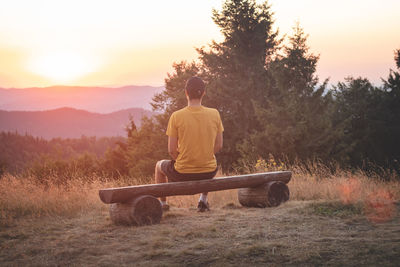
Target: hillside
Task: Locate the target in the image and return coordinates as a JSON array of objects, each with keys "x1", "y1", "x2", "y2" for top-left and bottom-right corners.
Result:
[
  {"x1": 0, "y1": 171, "x2": 399, "y2": 266},
  {"x1": 0, "y1": 107, "x2": 153, "y2": 139},
  {"x1": 0, "y1": 85, "x2": 164, "y2": 113}
]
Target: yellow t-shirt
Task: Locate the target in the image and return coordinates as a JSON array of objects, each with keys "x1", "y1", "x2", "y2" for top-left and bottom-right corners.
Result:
[{"x1": 166, "y1": 106, "x2": 224, "y2": 173}]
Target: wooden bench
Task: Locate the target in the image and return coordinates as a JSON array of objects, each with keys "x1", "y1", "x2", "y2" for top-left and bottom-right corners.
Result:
[{"x1": 99, "y1": 171, "x2": 292, "y2": 225}]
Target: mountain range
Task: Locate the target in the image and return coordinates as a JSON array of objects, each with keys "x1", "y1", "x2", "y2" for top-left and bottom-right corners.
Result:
[
  {"x1": 0, "y1": 107, "x2": 153, "y2": 139},
  {"x1": 0, "y1": 85, "x2": 164, "y2": 113},
  {"x1": 0, "y1": 85, "x2": 164, "y2": 138}
]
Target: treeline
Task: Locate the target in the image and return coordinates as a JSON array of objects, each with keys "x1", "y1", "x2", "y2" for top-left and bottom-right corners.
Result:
[{"x1": 104, "y1": 0, "x2": 400, "y2": 177}]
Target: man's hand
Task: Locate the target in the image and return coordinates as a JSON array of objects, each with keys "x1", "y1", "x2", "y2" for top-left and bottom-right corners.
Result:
[{"x1": 168, "y1": 136, "x2": 179, "y2": 160}]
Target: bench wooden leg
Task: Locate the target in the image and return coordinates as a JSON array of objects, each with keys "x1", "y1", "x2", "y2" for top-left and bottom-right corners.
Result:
[
  {"x1": 238, "y1": 181, "x2": 290, "y2": 208},
  {"x1": 109, "y1": 195, "x2": 163, "y2": 226}
]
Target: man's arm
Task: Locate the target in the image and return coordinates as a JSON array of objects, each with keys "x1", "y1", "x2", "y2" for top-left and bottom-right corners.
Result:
[
  {"x1": 168, "y1": 136, "x2": 179, "y2": 160},
  {"x1": 214, "y1": 132, "x2": 223, "y2": 154}
]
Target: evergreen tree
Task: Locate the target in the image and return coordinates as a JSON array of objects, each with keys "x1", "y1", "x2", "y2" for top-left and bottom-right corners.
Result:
[
  {"x1": 148, "y1": 0, "x2": 281, "y2": 172},
  {"x1": 323, "y1": 49, "x2": 400, "y2": 174},
  {"x1": 239, "y1": 24, "x2": 334, "y2": 165},
  {"x1": 197, "y1": 0, "x2": 279, "y2": 170},
  {"x1": 124, "y1": 116, "x2": 168, "y2": 179},
  {"x1": 329, "y1": 49, "x2": 400, "y2": 173},
  {"x1": 381, "y1": 48, "x2": 400, "y2": 172},
  {"x1": 384, "y1": 49, "x2": 400, "y2": 95},
  {"x1": 332, "y1": 78, "x2": 379, "y2": 168}
]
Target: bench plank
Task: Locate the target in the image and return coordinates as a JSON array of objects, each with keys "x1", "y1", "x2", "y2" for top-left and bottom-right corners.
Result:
[{"x1": 99, "y1": 171, "x2": 291, "y2": 204}]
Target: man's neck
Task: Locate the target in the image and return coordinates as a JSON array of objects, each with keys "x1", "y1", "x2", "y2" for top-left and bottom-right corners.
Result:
[{"x1": 187, "y1": 99, "x2": 202, "y2": 107}]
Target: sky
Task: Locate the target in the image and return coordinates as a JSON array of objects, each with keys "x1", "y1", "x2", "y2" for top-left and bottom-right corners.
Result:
[{"x1": 0, "y1": 0, "x2": 399, "y2": 88}]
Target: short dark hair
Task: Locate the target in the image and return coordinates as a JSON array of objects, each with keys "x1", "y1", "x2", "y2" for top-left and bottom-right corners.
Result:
[{"x1": 185, "y1": 77, "x2": 205, "y2": 100}]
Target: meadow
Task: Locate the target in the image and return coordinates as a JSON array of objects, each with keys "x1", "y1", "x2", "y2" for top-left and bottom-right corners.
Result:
[{"x1": 1, "y1": 164, "x2": 399, "y2": 266}]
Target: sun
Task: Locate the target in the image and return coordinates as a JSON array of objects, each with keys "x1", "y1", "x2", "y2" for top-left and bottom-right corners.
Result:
[{"x1": 28, "y1": 51, "x2": 97, "y2": 83}]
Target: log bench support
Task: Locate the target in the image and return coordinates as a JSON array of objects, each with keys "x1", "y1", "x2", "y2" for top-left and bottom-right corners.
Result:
[
  {"x1": 99, "y1": 171, "x2": 291, "y2": 226},
  {"x1": 109, "y1": 195, "x2": 163, "y2": 225},
  {"x1": 238, "y1": 181, "x2": 290, "y2": 208}
]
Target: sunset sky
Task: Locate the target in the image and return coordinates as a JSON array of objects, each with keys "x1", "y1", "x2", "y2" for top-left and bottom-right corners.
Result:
[{"x1": 0, "y1": 0, "x2": 399, "y2": 88}]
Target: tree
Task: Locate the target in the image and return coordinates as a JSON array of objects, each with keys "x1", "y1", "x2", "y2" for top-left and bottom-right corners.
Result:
[
  {"x1": 331, "y1": 76, "x2": 400, "y2": 174},
  {"x1": 332, "y1": 78, "x2": 379, "y2": 168},
  {"x1": 329, "y1": 49, "x2": 399, "y2": 173},
  {"x1": 380, "y1": 48, "x2": 400, "y2": 172},
  {"x1": 383, "y1": 49, "x2": 400, "y2": 95},
  {"x1": 101, "y1": 142, "x2": 129, "y2": 178},
  {"x1": 238, "y1": 24, "x2": 335, "y2": 165},
  {"x1": 124, "y1": 117, "x2": 168, "y2": 179},
  {"x1": 197, "y1": 0, "x2": 280, "y2": 170}
]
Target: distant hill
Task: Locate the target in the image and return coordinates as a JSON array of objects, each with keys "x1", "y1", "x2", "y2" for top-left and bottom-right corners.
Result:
[
  {"x1": 0, "y1": 107, "x2": 154, "y2": 139},
  {"x1": 0, "y1": 85, "x2": 164, "y2": 113}
]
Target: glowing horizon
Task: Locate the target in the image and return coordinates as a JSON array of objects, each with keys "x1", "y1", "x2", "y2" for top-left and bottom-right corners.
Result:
[{"x1": 0, "y1": 0, "x2": 399, "y2": 88}]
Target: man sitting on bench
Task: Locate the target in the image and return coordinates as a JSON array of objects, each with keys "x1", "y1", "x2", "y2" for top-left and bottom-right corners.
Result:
[{"x1": 155, "y1": 76, "x2": 224, "y2": 212}]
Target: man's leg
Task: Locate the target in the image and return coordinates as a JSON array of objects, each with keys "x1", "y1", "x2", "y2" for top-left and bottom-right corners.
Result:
[
  {"x1": 199, "y1": 192, "x2": 208, "y2": 203},
  {"x1": 198, "y1": 192, "x2": 210, "y2": 212},
  {"x1": 155, "y1": 160, "x2": 167, "y2": 202}
]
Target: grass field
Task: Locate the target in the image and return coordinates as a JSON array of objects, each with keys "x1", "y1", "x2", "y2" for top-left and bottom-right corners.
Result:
[{"x1": 1, "y1": 167, "x2": 399, "y2": 266}]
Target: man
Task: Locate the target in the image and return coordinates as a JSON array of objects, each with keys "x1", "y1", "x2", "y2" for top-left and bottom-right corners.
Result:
[{"x1": 155, "y1": 76, "x2": 224, "y2": 212}]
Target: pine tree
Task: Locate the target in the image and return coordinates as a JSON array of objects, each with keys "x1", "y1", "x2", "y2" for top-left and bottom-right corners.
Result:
[
  {"x1": 239, "y1": 24, "x2": 335, "y2": 164},
  {"x1": 197, "y1": 0, "x2": 279, "y2": 170},
  {"x1": 332, "y1": 78, "x2": 379, "y2": 168},
  {"x1": 380, "y1": 48, "x2": 400, "y2": 172},
  {"x1": 144, "y1": 0, "x2": 280, "y2": 172},
  {"x1": 325, "y1": 49, "x2": 400, "y2": 174}
]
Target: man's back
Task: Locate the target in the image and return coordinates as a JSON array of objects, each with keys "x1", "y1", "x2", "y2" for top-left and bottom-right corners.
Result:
[
  {"x1": 166, "y1": 105, "x2": 224, "y2": 173},
  {"x1": 155, "y1": 76, "x2": 223, "y2": 211}
]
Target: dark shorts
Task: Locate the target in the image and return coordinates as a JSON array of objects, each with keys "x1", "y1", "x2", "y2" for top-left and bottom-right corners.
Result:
[{"x1": 160, "y1": 160, "x2": 217, "y2": 182}]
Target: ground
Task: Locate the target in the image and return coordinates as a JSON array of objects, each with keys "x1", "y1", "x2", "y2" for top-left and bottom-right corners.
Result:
[{"x1": 1, "y1": 200, "x2": 399, "y2": 266}]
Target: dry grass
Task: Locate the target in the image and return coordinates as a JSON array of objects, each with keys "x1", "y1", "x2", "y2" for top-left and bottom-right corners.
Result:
[
  {"x1": 168, "y1": 167, "x2": 400, "y2": 210},
  {"x1": 0, "y1": 167, "x2": 399, "y2": 266},
  {"x1": 1, "y1": 167, "x2": 399, "y2": 225},
  {"x1": 290, "y1": 163, "x2": 400, "y2": 201},
  {"x1": 0, "y1": 174, "x2": 150, "y2": 226}
]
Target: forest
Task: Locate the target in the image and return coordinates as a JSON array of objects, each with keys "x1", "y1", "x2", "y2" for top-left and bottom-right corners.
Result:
[{"x1": 1, "y1": 0, "x2": 399, "y2": 182}]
